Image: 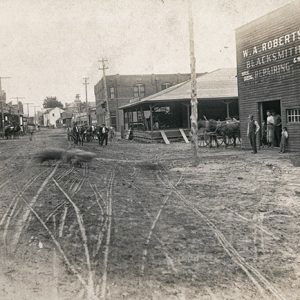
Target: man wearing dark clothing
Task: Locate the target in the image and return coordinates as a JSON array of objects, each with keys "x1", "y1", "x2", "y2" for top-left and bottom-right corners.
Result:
[
  {"x1": 96, "y1": 125, "x2": 102, "y2": 145},
  {"x1": 274, "y1": 113, "x2": 282, "y2": 147},
  {"x1": 247, "y1": 114, "x2": 260, "y2": 154},
  {"x1": 72, "y1": 122, "x2": 80, "y2": 145},
  {"x1": 100, "y1": 124, "x2": 109, "y2": 146}
]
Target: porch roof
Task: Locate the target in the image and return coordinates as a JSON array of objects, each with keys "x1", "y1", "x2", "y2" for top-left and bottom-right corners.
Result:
[{"x1": 120, "y1": 68, "x2": 238, "y2": 110}]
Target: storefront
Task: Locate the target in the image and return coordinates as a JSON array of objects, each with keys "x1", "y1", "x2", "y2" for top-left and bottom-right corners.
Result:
[{"x1": 236, "y1": 1, "x2": 300, "y2": 151}]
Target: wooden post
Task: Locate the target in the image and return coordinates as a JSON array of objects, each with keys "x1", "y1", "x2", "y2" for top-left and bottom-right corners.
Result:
[
  {"x1": 140, "y1": 105, "x2": 148, "y2": 130},
  {"x1": 150, "y1": 105, "x2": 153, "y2": 132},
  {"x1": 226, "y1": 102, "x2": 230, "y2": 118},
  {"x1": 186, "y1": 104, "x2": 191, "y2": 129},
  {"x1": 99, "y1": 59, "x2": 110, "y2": 127},
  {"x1": 188, "y1": 0, "x2": 198, "y2": 164}
]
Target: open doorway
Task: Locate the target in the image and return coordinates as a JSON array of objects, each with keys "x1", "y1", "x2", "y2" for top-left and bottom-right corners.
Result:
[
  {"x1": 258, "y1": 100, "x2": 281, "y2": 147},
  {"x1": 260, "y1": 100, "x2": 281, "y2": 122}
]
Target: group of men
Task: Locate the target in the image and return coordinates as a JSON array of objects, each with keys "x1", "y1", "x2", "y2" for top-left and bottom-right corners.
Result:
[
  {"x1": 71, "y1": 122, "x2": 112, "y2": 146},
  {"x1": 247, "y1": 110, "x2": 288, "y2": 154}
]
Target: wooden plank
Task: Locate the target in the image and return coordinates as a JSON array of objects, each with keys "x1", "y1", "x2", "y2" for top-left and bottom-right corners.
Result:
[
  {"x1": 179, "y1": 128, "x2": 189, "y2": 143},
  {"x1": 160, "y1": 130, "x2": 170, "y2": 144}
]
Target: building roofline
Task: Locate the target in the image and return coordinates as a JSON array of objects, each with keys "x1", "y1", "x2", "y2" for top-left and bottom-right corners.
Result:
[
  {"x1": 105, "y1": 72, "x2": 205, "y2": 77},
  {"x1": 119, "y1": 96, "x2": 238, "y2": 110},
  {"x1": 119, "y1": 68, "x2": 237, "y2": 110},
  {"x1": 94, "y1": 72, "x2": 207, "y2": 86}
]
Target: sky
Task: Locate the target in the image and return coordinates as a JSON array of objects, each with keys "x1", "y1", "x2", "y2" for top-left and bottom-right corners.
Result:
[{"x1": 0, "y1": 0, "x2": 293, "y2": 115}]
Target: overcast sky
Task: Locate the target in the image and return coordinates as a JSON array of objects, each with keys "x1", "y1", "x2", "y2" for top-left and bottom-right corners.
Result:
[{"x1": 0, "y1": 0, "x2": 293, "y2": 115}]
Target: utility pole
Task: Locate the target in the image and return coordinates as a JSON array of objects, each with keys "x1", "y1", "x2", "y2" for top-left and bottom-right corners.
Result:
[
  {"x1": 0, "y1": 76, "x2": 11, "y2": 137},
  {"x1": 24, "y1": 103, "x2": 33, "y2": 117},
  {"x1": 83, "y1": 77, "x2": 90, "y2": 125},
  {"x1": 188, "y1": 0, "x2": 198, "y2": 165},
  {"x1": 33, "y1": 106, "x2": 40, "y2": 125},
  {"x1": 98, "y1": 58, "x2": 110, "y2": 127}
]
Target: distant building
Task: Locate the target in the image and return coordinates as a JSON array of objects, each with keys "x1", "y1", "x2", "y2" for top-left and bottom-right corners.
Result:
[
  {"x1": 43, "y1": 107, "x2": 64, "y2": 127},
  {"x1": 65, "y1": 99, "x2": 96, "y2": 126},
  {"x1": 65, "y1": 94, "x2": 83, "y2": 114},
  {"x1": 94, "y1": 73, "x2": 204, "y2": 132},
  {"x1": 61, "y1": 111, "x2": 73, "y2": 127},
  {"x1": 0, "y1": 99, "x2": 23, "y2": 129}
]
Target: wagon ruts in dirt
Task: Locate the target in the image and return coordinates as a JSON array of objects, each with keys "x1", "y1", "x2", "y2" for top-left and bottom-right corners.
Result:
[{"x1": 198, "y1": 119, "x2": 241, "y2": 148}]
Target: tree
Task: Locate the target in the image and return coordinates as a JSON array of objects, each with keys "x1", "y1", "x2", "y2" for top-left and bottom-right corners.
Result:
[{"x1": 43, "y1": 97, "x2": 63, "y2": 109}]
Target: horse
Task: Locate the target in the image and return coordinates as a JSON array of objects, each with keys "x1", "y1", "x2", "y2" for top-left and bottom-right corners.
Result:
[
  {"x1": 4, "y1": 126, "x2": 13, "y2": 139},
  {"x1": 77, "y1": 126, "x2": 87, "y2": 146},
  {"x1": 215, "y1": 120, "x2": 240, "y2": 147},
  {"x1": 14, "y1": 125, "x2": 21, "y2": 139}
]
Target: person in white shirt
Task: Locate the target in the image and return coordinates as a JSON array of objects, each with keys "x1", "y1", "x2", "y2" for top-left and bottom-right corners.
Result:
[
  {"x1": 247, "y1": 114, "x2": 260, "y2": 154},
  {"x1": 279, "y1": 127, "x2": 288, "y2": 153},
  {"x1": 266, "y1": 111, "x2": 274, "y2": 147}
]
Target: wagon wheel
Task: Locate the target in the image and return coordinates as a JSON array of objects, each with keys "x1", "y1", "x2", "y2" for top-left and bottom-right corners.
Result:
[{"x1": 203, "y1": 132, "x2": 211, "y2": 147}]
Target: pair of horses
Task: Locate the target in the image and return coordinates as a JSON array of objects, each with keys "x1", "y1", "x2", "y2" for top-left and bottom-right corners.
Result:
[
  {"x1": 4, "y1": 125, "x2": 21, "y2": 139},
  {"x1": 198, "y1": 119, "x2": 240, "y2": 147}
]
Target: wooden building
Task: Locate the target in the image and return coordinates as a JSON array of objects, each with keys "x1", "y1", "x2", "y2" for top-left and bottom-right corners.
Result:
[
  {"x1": 236, "y1": 1, "x2": 300, "y2": 151},
  {"x1": 94, "y1": 73, "x2": 204, "y2": 134},
  {"x1": 119, "y1": 68, "x2": 238, "y2": 142}
]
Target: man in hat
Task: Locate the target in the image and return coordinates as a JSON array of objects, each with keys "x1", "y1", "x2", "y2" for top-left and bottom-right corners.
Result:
[
  {"x1": 100, "y1": 123, "x2": 109, "y2": 146},
  {"x1": 247, "y1": 114, "x2": 260, "y2": 154}
]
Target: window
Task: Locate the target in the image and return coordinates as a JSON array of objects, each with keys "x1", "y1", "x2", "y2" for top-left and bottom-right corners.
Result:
[
  {"x1": 109, "y1": 87, "x2": 115, "y2": 99},
  {"x1": 133, "y1": 84, "x2": 145, "y2": 98},
  {"x1": 161, "y1": 82, "x2": 172, "y2": 90},
  {"x1": 287, "y1": 109, "x2": 300, "y2": 123}
]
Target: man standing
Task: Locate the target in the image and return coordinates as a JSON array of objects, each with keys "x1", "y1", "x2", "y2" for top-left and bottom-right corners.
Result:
[
  {"x1": 266, "y1": 110, "x2": 274, "y2": 147},
  {"x1": 273, "y1": 112, "x2": 282, "y2": 147},
  {"x1": 247, "y1": 114, "x2": 260, "y2": 154},
  {"x1": 100, "y1": 123, "x2": 109, "y2": 146},
  {"x1": 72, "y1": 122, "x2": 80, "y2": 145}
]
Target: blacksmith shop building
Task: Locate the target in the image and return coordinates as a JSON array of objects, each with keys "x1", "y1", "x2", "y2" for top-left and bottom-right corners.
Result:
[
  {"x1": 236, "y1": 1, "x2": 300, "y2": 151},
  {"x1": 94, "y1": 73, "x2": 203, "y2": 133}
]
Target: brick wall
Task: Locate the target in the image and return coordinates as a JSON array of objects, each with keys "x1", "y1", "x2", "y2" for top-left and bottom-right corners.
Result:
[{"x1": 94, "y1": 73, "x2": 196, "y2": 131}]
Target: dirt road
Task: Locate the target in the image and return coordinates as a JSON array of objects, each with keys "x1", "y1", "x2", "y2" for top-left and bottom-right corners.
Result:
[{"x1": 0, "y1": 128, "x2": 300, "y2": 300}]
